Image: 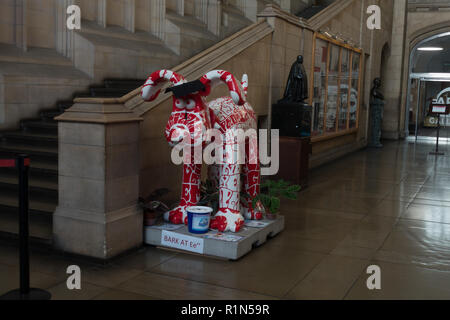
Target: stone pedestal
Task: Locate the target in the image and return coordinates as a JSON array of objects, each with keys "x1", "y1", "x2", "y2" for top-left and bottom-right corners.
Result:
[
  {"x1": 272, "y1": 102, "x2": 312, "y2": 138},
  {"x1": 54, "y1": 98, "x2": 143, "y2": 259},
  {"x1": 144, "y1": 217, "x2": 285, "y2": 260},
  {"x1": 369, "y1": 99, "x2": 385, "y2": 148}
]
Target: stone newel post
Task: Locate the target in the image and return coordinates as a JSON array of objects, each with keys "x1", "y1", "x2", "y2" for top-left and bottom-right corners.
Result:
[{"x1": 54, "y1": 98, "x2": 143, "y2": 259}]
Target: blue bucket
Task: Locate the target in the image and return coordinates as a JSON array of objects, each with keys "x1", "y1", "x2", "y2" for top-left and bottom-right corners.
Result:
[{"x1": 187, "y1": 206, "x2": 213, "y2": 234}]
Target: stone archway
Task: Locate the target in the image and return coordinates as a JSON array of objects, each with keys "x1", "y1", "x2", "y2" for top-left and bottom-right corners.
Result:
[
  {"x1": 403, "y1": 23, "x2": 450, "y2": 137},
  {"x1": 380, "y1": 43, "x2": 390, "y2": 94}
]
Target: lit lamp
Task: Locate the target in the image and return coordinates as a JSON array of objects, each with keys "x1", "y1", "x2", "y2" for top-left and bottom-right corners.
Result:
[{"x1": 417, "y1": 47, "x2": 444, "y2": 51}]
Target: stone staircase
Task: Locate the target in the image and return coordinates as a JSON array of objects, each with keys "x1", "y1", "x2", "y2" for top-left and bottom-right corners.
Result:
[
  {"x1": 297, "y1": 4, "x2": 328, "y2": 19},
  {"x1": 296, "y1": 0, "x2": 336, "y2": 19},
  {"x1": 165, "y1": 9, "x2": 219, "y2": 59},
  {"x1": 0, "y1": 79, "x2": 143, "y2": 243},
  {"x1": 0, "y1": 1, "x2": 317, "y2": 246},
  {"x1": 222, "y1": 3, "x2": 255, "y2": 35},
  {"x1": 0, "y1": 1, "x2": 261, "y2": 246}
]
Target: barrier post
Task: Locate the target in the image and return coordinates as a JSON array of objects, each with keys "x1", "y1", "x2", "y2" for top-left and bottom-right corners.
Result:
[
  {"x1": 0, "y1": 154, "x2": 51, "y2": 300},
  {"x1": 18, "y1": 154, "x2": 30, "y2": 295},
  {"x1": 430, "y1": 115, "x2": 445, "y2": 156}
]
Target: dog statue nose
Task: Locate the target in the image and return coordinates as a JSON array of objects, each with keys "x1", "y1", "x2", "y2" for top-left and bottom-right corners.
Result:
[
  {"x1": 168, "y1": 124, "x2": 191, "y2": 146},
  {"x1": 170, "y1": 129, "x2": 184, "y2": 144}
]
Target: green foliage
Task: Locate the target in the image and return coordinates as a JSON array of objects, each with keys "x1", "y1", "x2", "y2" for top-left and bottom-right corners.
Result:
[
  {"x1": 252, "y1": 179, "x2": 301, "y2": 214},
  {"x1": 198, "y1": 179, "x2": 219, "y2": 214}
]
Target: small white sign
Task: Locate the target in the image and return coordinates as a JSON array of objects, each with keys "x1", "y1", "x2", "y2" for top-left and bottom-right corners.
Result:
[
  {"x1": 432, "y1": 106, "x2": 447, "y2": 114},
  {"x1": 161, "y1": 230, "x2": 204, "y2": 254}
]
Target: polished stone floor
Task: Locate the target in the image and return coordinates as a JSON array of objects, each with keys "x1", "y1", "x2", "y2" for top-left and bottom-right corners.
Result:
[{"x1": 2, "y1": 140, "x2": 450, "y2": 300}]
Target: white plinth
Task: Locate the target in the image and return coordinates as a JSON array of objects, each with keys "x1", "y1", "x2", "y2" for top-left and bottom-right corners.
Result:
[{"x1": 144, "y1": 216, "x2": 285, "y2": 260}]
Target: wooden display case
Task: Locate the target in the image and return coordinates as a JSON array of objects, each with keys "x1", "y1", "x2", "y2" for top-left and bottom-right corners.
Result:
[{"x1": 273, "y1": 136, "x2": 312, "y2": 188}]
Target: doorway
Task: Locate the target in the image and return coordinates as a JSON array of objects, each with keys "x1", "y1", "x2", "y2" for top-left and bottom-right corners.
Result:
[
  {"x1": 409, "y1": 76, "x2": 450, "y2": 142},
  {"x1": 406, "y1": 31, "x2": 450, "y2": 142}
]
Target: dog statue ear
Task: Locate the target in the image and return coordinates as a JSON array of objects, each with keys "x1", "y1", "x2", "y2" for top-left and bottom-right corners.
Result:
[
  {"x1": 141, "y1": 70, "x2": 185, "y2": 101},
  {"x1": 200, "y1": 70, "x2": 246, "y2": 105}
]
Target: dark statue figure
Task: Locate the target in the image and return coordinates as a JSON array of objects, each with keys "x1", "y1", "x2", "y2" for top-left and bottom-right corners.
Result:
[
  {"x1": 369, "y1": 78, "x2": 385, "y2": 148},
  {"x1": 370, "y1": 77, "x2": 384, "y2": 101},
  {"x1": 280, "y1": 55, "x2": 308, "y2": 103},
  {"x1": 272, "y1": 55, "x2": 312, "y2": 138}
]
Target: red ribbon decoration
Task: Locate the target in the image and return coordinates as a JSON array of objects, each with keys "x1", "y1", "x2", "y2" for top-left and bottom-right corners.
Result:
[{"x1": 0, "y1": 158, "x2": 30, "y2": 168}]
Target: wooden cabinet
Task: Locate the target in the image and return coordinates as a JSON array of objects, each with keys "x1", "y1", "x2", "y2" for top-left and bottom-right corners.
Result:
[{"x1": 274, "y1": 137, "x2": 312, "y2": 188}]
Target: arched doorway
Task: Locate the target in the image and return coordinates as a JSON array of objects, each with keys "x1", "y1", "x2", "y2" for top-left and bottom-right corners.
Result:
[
  {"x1": 406, "y1": 32, "x2": 450, "y2": 141},
  {"x1": 380, "y1": 43, "x2": 390, "y2": 93}
]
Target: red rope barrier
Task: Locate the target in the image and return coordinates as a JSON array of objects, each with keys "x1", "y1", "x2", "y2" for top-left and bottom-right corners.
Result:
[
  {"x1": 0, "y1": 158, "x2": 30, "y2": 168},
  {"x1": 0, "y1": 159, "x2": 15, "y2": 168}
]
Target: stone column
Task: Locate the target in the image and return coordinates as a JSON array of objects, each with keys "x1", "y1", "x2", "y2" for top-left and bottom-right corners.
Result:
[
  {"x1": 381, "y1": 0, "x2": 407, "y2": 140},
  {"x1": 234, "y1": 0, "x2": 245, "y2": 12},
  {"x1": 54, "y1": 98, "x2": 143, "y2": 260},
  {"x1": 236, "y1": 0, "x2": 258, "y2": 22},
  {"x1": 98, "y1": 0, "x2": 107, "y2": 28},
  {"x1": 56, "y1": 0, "x2": 75, "y2": 58},
  {"x1": 194, "y1": 0, "x2": 208, "y2": 24},
  {"x1": 124, "y1": 0, "x2": 136, "y2": 32},
  {"x1": 151, "y1": 0, "x2": 166, "y2": 40},
  {"x1": 175, "y1": 0, "x2": 184, "y2": 16},
  {"x1": 207, "y1": 0, "x2": 221, "y2": 36},
  {"x1": 14, "y1": 0, "x2": 27, "y2": 51}
]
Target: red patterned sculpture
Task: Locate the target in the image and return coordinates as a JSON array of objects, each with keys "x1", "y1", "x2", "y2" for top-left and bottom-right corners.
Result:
[{"x1": 141, "y1": 70, "x2": 262, "y2": 232}]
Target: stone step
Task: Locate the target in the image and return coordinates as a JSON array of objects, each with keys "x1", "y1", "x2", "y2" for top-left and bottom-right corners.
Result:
[
  {"x1": 0, "y1": 173, "x2": 58, "y2": 198},
  {"x1": 0, "y1": 61, "x2": 90, "y2": 81},
  {"x1": 1, "y1": 131, "x2": 58, "y2": 147},
  {"x1": 0, "y1": 160, "x2": 58, "y2": 178},
  {"x1": 80, "y1": 20, "x2": 163, "y2": 46},
  {"x1": 57, "y1": 101, "x2": 74, "y2": 111},
  {"x1": 222, "y1": 5, "x2": 253, "y2": 36},
  {"x1": 79, "y1": 28, "x2": 174, "y2": 59},
  {"x1": 0, "y1": 192, "x2": 56, "y2": 217},
  {"x1": 166, "y1": 10, "x2": 218, "y2": 42},
  {"x1": 20, "y1": 120, "x2": 58, "y2": 135},
  {"x1": 0, "y1": 206, "x2": 53, "y2": 243},
  {"x1": 297, "y1": 5, "x2": 328, "y2": 19},
  {"x1": 223, "y1": 3, "x2": 246, "y2": 16},
  {"x1": 166, "y1": 10, "x2": 209, "y2": 29},
  {"x1": 89, "y1": 87, "x2": 134, "y2": 98},
  {"x1": 0, "y1": 43, "x2": 72, "y2": 67},
  {"x1": 104, "y1": 79, "x2": 144, "y2": 89},
  {"x1": 40, "y1": 110, "x2": 64, "y2": 121},
  {"x1": 0, "y1": 142, "x2": 58, "y2": 162}
]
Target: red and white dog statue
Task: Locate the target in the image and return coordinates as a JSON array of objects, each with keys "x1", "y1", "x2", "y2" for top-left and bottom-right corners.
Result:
[{"x1": 141, "y1": 69, "x2": 262, "y2": 232}]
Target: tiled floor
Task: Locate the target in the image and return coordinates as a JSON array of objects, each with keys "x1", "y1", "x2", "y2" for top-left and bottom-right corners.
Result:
[{"x1": 2, "y1": 140, "x2": 450, "y2": 300}]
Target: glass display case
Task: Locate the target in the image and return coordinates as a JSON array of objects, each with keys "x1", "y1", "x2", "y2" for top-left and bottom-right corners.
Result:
[
  {"x1": 310, "y1": 33, "x2": 363, "y2": 140},
  {"x1": 350, "y1": 53, "x2": 361, "y2": 129},
  {"x1": 312, "y1": 39, "x2": 328, "y2": 136},
  {"x1": 326, "y1": 44, "x2": 340, "y2": 133},
  {"x1": 339, "y1": 48, "x2": 350, "y2": 130}
]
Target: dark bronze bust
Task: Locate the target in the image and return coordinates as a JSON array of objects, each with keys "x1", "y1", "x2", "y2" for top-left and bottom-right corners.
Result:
[
  {"x1": 280, "y1": 55, "x2": 308, "y2": 103},
  {"x1": 371, "y1": 78, "x2": 384, "y2": 101}
]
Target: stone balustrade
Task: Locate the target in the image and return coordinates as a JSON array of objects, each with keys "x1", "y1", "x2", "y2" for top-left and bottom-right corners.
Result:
[{"x1": 408, "y1": 0, "x2": 450, "y2": 12}]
